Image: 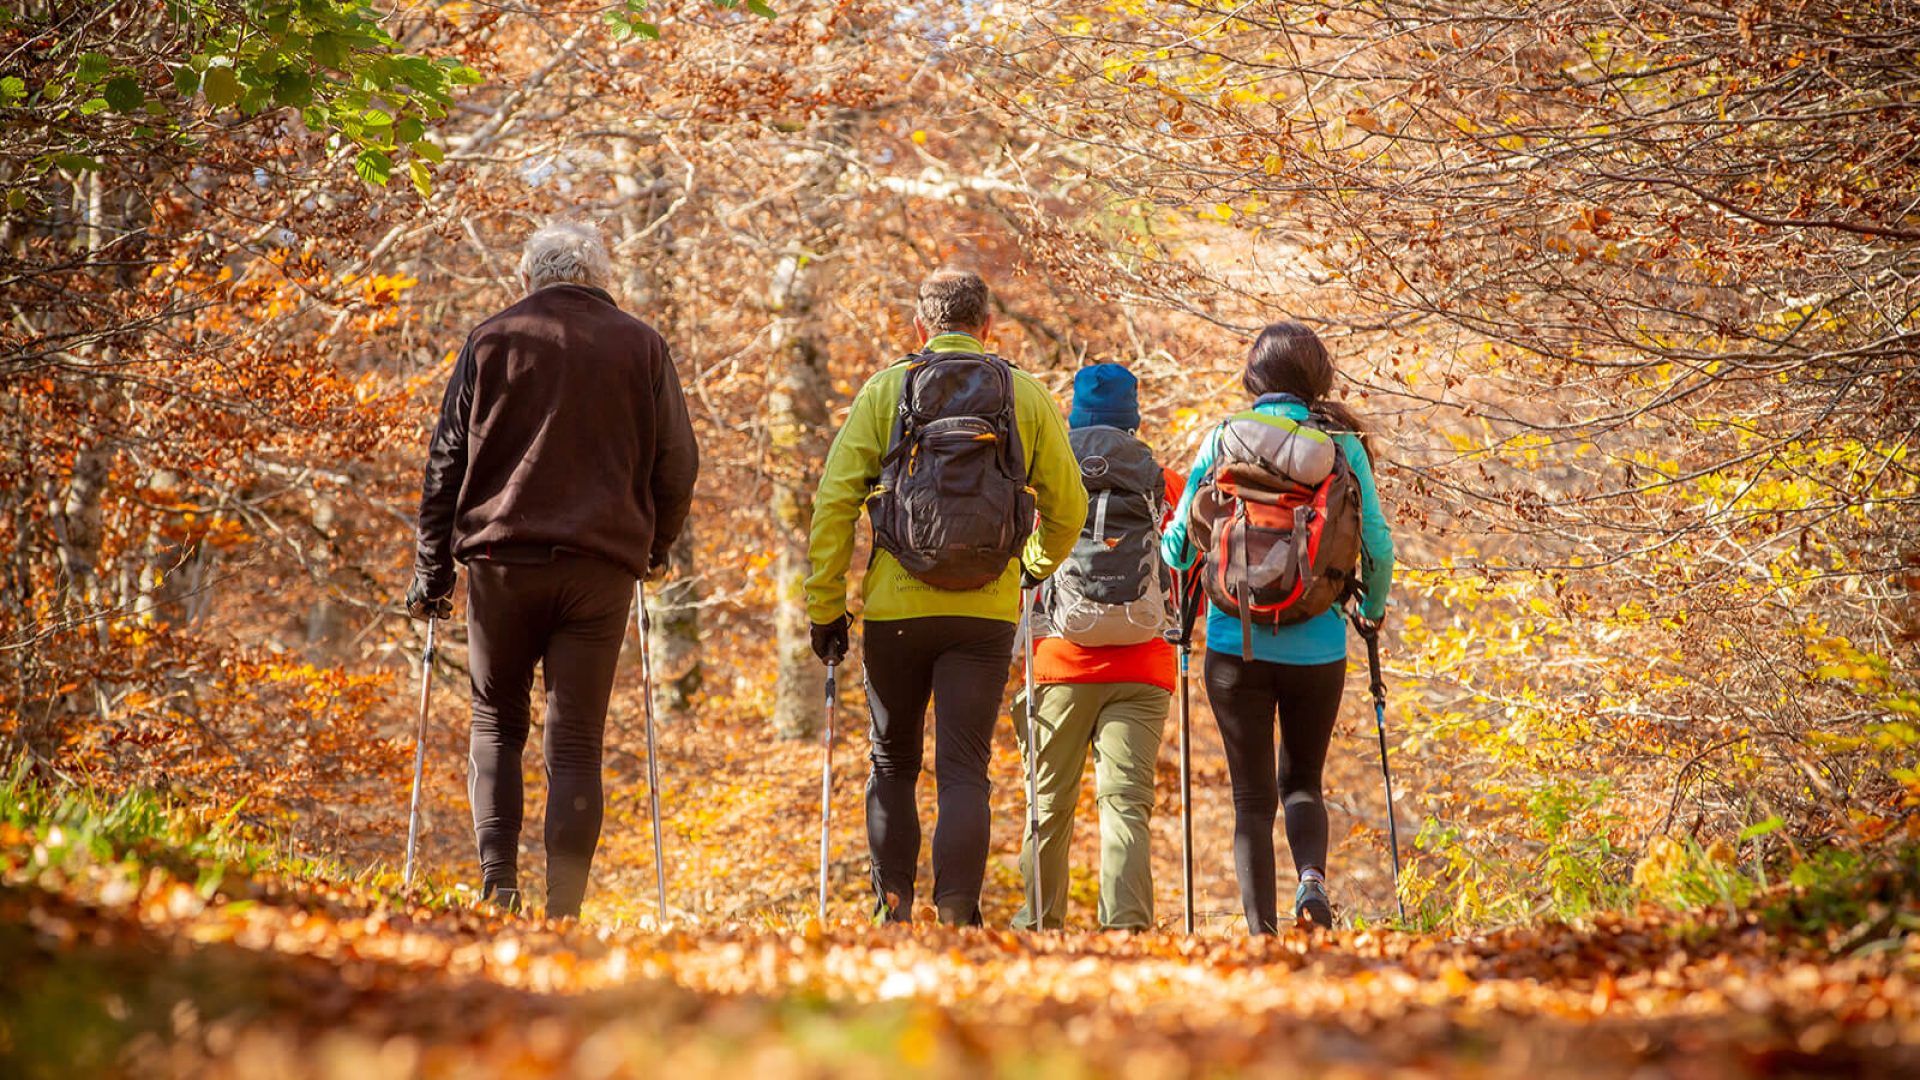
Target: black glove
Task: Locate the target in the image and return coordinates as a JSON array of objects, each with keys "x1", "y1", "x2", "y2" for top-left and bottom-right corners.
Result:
[
  {"x1": 810, "y1": 614, "x2": 849, "y2": 665},
  {"x1": 645, "y1": 556, "x2": 670, "y2": 584},
  {"x1": 406, "y1": 577, "x2": 454, "y2": 621},
  {"x1": 1349, "y1": 611, "x2": 1384, "y2": 639}
]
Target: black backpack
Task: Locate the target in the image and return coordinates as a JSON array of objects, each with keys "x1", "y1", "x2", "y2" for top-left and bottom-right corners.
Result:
[
  {"x1": 868, "y1": 352, "x2": 1035, "y2": 591},
  {"x1": 1043, "y1": 426, "x2": 1170, "y2": 646},
  {"x1": 1188, "y1": 409, "x2": 1363, "y2": 657}
]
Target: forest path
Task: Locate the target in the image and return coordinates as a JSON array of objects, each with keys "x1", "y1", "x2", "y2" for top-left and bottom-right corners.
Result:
[
  {"x1": 5, "y1": 837, "x2": 1915, "y2": 1078},
  {"x1": 8, "y1": 661, "x2": 1917, "y2": 1078}
]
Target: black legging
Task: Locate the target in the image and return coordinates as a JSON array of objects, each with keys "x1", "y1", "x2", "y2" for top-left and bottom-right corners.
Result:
[
  {"x1": 862, "y1": 615, "x2": 1018, "y2": 926},
  {"x1": 466, "y1": 552, "x2": 634, "y2": 918},
  {"x1": 1203, "y1": 651, "x2": 1346, "y2": 935}
]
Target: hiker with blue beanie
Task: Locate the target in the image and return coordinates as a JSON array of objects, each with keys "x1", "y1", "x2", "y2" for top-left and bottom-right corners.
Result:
[{"x1": 1014, "y1": 362, "x2": 1185, "y2": 930}]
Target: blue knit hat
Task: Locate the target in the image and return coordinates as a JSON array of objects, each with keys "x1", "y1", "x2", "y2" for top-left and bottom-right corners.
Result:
[{"x1": 1068, "y1": 363, "x2": 1141, "y2": 430}]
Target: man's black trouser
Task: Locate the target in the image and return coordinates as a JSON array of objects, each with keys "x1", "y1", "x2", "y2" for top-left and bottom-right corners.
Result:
[
  {"x1": 466, "y1": 551, "x2": 634, "y2": 918},
  {"x1": 863, "y1": 615, "x2": 1018, "y2": 925},
  {"x1": 1203, "y1": 652, "x2": 1347, "y2": 935}
]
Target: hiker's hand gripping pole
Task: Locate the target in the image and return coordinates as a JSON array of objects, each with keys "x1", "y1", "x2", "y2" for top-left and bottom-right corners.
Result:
[
  {"x1": 403, "y1": 617, "x2": 436, "y2": 892},
  {"x1": 1350, "y1": 607, "x2": 1406, "y2": 923},
  {"x1": 636, "y1": 582, "x2": 668, "y2": 925}
]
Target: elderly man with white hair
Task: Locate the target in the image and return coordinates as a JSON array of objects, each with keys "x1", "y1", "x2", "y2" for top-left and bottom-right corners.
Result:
[{"x1": 407, "y1": 220, "x2": 700, "y2": 918}]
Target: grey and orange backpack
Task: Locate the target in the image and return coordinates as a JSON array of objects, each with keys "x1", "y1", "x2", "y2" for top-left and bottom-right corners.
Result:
[{"x1": 1187, "y1": 408, "x2": 1363, "y2": 657}]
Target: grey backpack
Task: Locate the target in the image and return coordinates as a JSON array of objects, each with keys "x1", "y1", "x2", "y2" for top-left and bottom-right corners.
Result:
[
  {"x1": 868, "y1": 352, "x2": 1035, "y2": 591},
  {"x1": 1045, "y1": 426, "x2": 1170, "y2": 646}
]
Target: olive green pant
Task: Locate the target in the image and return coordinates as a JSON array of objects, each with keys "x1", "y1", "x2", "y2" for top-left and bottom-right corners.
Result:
[{"x1": 1012, "y1": 680, "x2": 1170, "y2": 930}]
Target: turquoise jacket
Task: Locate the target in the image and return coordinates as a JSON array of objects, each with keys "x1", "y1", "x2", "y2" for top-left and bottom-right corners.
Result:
[{"x1": 1161, "y1": 397, "x2": 1394, "y2": 665}]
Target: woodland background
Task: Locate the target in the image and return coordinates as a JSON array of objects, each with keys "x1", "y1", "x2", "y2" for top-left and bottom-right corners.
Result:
[{"x1": 1, "y1": 1, "x2": 1918, "y2": 1074}]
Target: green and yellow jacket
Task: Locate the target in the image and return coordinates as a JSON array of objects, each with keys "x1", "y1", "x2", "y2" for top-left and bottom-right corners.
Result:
[{"x1": 805, "y1": 333, "x2": 1088, "y2": 625}]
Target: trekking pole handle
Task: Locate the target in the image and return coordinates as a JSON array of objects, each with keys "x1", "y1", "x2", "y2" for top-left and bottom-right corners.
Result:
[{"x1": 1346, "y1": 604, "x2": 1386, "y2": 703}]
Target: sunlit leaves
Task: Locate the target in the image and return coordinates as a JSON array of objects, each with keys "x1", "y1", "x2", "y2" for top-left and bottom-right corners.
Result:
[
  {"x1": 604, "y1": 0, "x2": 662, "y2": 43},
  {"x1": 202, "y1": 63, "x2": 242, "y2": 107},
  {"x1": 353, "y1": 148, "x2": 392, "y2": 187},
  {"x1": 6, "y1": 1, "x2": 481, "y2": 202}
]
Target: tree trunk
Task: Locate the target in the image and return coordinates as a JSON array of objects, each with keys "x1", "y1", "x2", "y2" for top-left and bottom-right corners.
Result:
[
  {"x1": 617, "y1": 142, "x2": 705, "y2": 719},
  {"x1": 767, "y1": 269, "x2": 834, "y2": 738},
  {"x1": 648, "y1": 531, "x2": 704, "y2": 713},
  {"x1": 766, "y1": 114, "x2": 853, "y2": 738}
]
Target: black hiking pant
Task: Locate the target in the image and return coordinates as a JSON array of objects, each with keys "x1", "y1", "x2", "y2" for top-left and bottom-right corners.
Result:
[
  {"x1": 1203, "y1": 652, "x2": 1347, "y2": 935},
  {"x1": 863, "y1": 616, "x2": 1019, "y2": 925},
  {"x1": 466, "y1": 551, "x2": 635, "y2": 918}
]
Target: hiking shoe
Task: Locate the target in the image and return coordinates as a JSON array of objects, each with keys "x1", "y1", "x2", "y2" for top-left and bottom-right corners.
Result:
[
  {"x1": 936, "y1": 901, "x2": 983, "y2": 928},
  {"x1": 481, "y1": 884, "x2": 522, "y2": 915},
  {"x1": 872, "y1": 891, "x2": 909, "y2": 926},
  {"x1": 1293, "y1": 879, "x2": 1333, "y2": 929}
]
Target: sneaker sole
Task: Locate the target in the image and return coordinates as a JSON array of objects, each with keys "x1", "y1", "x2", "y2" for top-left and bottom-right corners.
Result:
[{"x1": 1298, "y1": 898, "x2": 1333, "y2": 929}]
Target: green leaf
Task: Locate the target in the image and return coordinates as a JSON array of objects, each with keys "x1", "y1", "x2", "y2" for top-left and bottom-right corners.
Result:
[
  {"x1": 6, "y1": 189, "x2": 30, "y2": 211},
  {"x1": 353, "y1": 147, "x2": 392, "y2": 186},
  {"x1": 409, "y1": 158, "x2": 432, "y2": 198},
  {"x1": 1738, "y1": 816, "x2": 1784, "y2": 843},
  {"x1": 746, "y1": 0, "x2": 777, "y2": 18},
  {"x1": 362, "y1": 106, "x2": 393, "y2": 127},
  {"x1": 78, "y1": 97, "x2": 110, "y2": 116},
  {"x1": 273, "y1": 71, "x2": 314, "y2": 108},
  {"x1": 310, "y1": 31, "x2": 348, "y2": 71},
  {"x1": 412, "y1": 139, "x2": 444, "y2": 164},
  {"x1": 172, "y1": 65, "x2": 199, "y2": 96},
  {"x1": 202, "y1": 66, "x2": 241, "y2": 108},
  {"x1": 74, "y1": 53, "x2": 110, "y2": 85},
  {"x1": 634, "y1": 20, "x2": 660, "y2": 40},
  {"x1": 394, "y1": 116, "x2": 424, "y2": 144},
  {"x1": 603, "y1": 12, "x2": 634, "y2": 42},
  {"x1": 103, "y1": 76, "x2": 144, "y2": 113},
  {"x1": 0, "y1": 75, "x2": 25, "y2": 105},
  {"x1": 239, "y1": 84, "x2": 273, "y2": 115},
  {"x1": 51, "y1": 152, "x2": 104, "y2": 173}
]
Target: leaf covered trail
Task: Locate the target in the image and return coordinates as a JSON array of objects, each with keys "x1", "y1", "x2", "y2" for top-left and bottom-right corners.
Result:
[{"x1": 5, "y1": 841, "x2": 1917, "y2": 1079}]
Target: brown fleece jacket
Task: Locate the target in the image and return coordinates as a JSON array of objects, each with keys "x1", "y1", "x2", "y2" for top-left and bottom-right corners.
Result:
[{"x1": 413, "y1": 284, "x2": 699, "y2": 591}]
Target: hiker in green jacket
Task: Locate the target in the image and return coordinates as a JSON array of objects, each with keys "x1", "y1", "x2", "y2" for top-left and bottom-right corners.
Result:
[{"x1": 805, "y1": 268, "x2": 1088, "y2": 926}]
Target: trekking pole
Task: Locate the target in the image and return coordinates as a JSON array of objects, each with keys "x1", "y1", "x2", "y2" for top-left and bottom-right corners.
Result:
[
  {"x1": 1174, "y1": 568, "x2": 1197, "y2": 935},
  {"x1": 1020, "y1": 584, "x2": 1044, "y2": 930},
  {"x1": 1354, "y1": 612, "x2": 1407, "y2": 924},
  {"x1": 402, "y1": 617, "x2": 436, "y2": 892},
  {"x1": 635, "y1": 582, "x2": 668, "y2": 925},
  {"x1": 817, "y1": 660, "x2": 837, "y2": 924}
]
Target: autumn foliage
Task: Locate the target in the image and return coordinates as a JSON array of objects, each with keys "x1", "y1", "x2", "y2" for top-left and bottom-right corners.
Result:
[{"x1": 2, "y1": 0, "x2": 1918, "y2": 1075}]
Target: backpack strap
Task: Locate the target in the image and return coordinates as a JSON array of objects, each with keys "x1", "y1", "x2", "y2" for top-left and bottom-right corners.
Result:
[
  {"x1": 878, "y1": 353, "x2": 938, "y2": 470},
  {"x1": 1233, "y1": 502, "x2": 1253, "y2": 661},
  {"x1": 1090, "y1": 489, "x2": 1111, "y2": 544}
]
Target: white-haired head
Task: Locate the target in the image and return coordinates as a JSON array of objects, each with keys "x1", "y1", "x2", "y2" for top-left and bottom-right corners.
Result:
[{"x1": 518, "y1": 220, "x2": 612, "y2": 293}]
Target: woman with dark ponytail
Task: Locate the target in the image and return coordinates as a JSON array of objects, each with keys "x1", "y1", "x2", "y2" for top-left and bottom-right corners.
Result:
[{"x1": 1161, "y1": 322, "x2": 1395, "y2": 932}]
